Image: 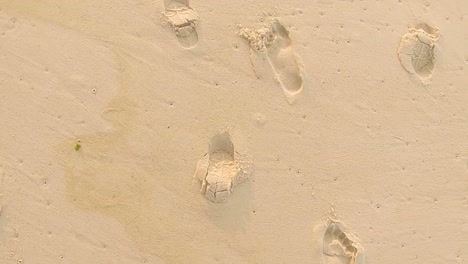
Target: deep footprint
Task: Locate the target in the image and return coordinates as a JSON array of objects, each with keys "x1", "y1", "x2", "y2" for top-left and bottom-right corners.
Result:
[
  {"x1": 322, "y1": 221, "x2": 365, "y2": 264},
  {"x1": 162, "y1": 0, "x2": 199, "y2": 49},
  {"x1": 193, "y1": 132, "x2": 252, "y2": 203},
  {"x1": 238, "y1": 19, "x2": 304, "y2": 102},
  {"x1": 398, "y1": 23, "x2": 440, "y2": 85}
]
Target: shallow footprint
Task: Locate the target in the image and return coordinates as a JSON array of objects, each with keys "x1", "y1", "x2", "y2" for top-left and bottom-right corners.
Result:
[
  {"x1": 193, "y1": 132, "x2": 252, "y2": 203},
  {"x1": 265, "y1": 20, "x2": 304, "y2": 99},
  {"x1": 398, "y1": 23, "x2": 440, "y2": 85},
  {"x1": 322, "y1": 221, "x2": 365, "y2": 264},
  {"x1": 238, "y1": 19, "x2": 304, "y2": 102},
  {"x1": 162, "y1": 0, "x2": 200, "y2": 49}
]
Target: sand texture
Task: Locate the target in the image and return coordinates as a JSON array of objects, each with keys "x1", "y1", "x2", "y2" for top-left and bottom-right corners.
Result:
[{"x1": 0, "y1": 0, "x2": 467, "y2": 263}]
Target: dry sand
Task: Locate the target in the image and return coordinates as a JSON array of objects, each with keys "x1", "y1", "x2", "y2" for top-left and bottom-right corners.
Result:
[{"x1": 0, "y1": 0, "x2": 467, "y2": 263}]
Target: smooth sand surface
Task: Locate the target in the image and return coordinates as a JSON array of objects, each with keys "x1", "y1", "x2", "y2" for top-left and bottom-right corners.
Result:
[{"x1": 0, "y1": 0, "x2": 467, "y2": 263}]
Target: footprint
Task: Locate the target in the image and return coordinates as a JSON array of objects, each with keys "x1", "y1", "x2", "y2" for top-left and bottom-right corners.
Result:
[
  {"x1": 193, "y1": 132, "x2": 252, "y2": 203},
  {"x1": 162, "y1": 0, "x2": 200, "y2": 49},
  {"x1": 398, "y1": 23, "x2": 440, "y2": 85},
  {"x1": 238, "y1": 19, "x2": 304, "y2": 102},
  {"x1": 321, "y1": 221, "x2": 365, "y2": 264}
]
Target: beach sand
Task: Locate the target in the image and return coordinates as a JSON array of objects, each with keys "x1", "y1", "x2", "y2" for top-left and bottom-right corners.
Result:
[{"x1": 0, "y1": 0, "x2": 467, "y2": 263}]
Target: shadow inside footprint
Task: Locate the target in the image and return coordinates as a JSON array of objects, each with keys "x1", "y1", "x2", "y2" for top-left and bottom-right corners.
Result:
[{"x1": 163, "y1": 0, "x2": 199, "y2": 49}]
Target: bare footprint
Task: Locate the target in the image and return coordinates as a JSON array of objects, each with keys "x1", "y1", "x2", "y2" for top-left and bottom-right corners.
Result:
[
  {"x1": 238, "y1": 19, "x2": 304, "y2": 102},
  {"x1": 319, "y1": 220, "x2": 365, "y2": 264},
  {"x1": 193, "y1": 132, "x2": 252, "y2": 203},
  {"x1": 322, "y1": 221, "x2": 363, "y2": 264},
  {"x1": 398, "y1": 23, "x2": 440, "y2": 85},
  {"x1": 313, "y1": 211, "x2": 365, "y2": 264},
  {"x1": 162, "y1": 0, "x2": 199, "y2": 49}
]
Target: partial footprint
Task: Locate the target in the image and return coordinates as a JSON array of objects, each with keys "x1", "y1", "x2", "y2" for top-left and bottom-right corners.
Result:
[
  {"x1": 237, "y1": 19, "x2": 304, "y2": 102},
  {"x1": 398, "y1": 23, "x2": 440, "y2": 85},
  {"x1": 193, "y1": 132, "x2": 252, "y2": 203},
  {"x1": 321, "y1": 220, "x2": 365, "y2": 264},
  {"x1": 162, "y1": 0, "x2": 200, "y2": 49}
]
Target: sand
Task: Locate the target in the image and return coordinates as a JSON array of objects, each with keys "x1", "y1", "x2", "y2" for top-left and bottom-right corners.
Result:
[{"x1": 0, "y1": 0, "x2": 467, "y2": 263}]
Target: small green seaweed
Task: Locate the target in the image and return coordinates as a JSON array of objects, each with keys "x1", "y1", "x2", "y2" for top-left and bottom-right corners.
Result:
[{"x1": 74, "y1": 143, "x2": 81, "y2": 151}]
